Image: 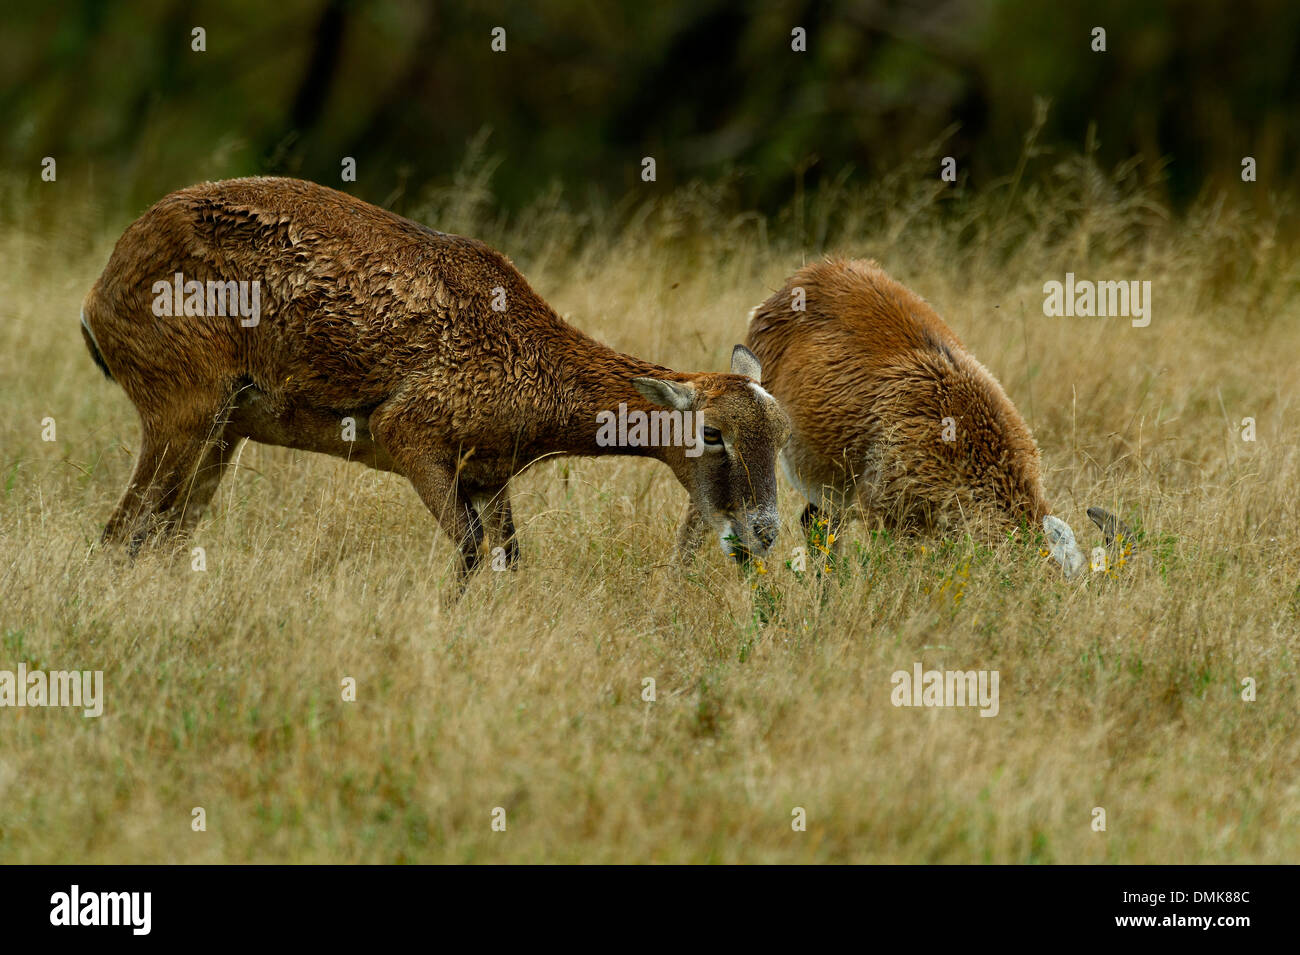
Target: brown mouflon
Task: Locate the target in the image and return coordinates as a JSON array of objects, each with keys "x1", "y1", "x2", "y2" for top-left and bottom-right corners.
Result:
[
  {"x1": 82, "y1": 177, "x2": 790, "y2": 578},
  {"x1": 745, "y1": 258, "x2": 1114, "y2": 578}
]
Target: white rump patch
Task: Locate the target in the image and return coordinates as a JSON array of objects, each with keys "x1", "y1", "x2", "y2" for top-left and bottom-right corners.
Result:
[{"x1": 80, "y1": 306, "x2": 105, "y2": 357}]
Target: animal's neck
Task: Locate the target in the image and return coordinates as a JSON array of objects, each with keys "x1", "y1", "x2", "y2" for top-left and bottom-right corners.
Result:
[{"x1": 551, "y1": 335, "x2": 691, "y2": 464}]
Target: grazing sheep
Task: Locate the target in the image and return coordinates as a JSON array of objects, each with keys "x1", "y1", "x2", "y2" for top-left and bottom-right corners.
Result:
[
  {"x1": 745, "y1": 258, "x2": 1117, "y2": 577},
  {"x1": 82, "y1": 177, "x2": 790, "y2": 579}
]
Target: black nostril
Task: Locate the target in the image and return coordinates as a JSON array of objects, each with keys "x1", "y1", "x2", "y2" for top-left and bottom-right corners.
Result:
[{"x1": 755, "y1": 524, "x2": 778, "y2": 548}]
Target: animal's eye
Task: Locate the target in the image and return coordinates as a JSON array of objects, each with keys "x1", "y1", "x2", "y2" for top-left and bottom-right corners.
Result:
[{"x1": 702, "y1": 426, "x2": 723, "y2": 446}]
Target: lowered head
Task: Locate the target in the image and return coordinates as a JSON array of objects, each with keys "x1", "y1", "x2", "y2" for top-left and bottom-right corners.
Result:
[{"x1": 633, "y1": 345, "x2": 791, "y2": 562}]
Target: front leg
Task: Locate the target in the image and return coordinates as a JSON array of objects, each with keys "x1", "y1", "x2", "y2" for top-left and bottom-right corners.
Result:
[
  {"x1": 675, "y1": 501, "x2": 706, "y2": 564},
  {"x1": 800, "y1": 499, "x2": 845, "y2": 556},
  {"x1": 370, "y1": 402, "x2": 484, "y2": 582}
]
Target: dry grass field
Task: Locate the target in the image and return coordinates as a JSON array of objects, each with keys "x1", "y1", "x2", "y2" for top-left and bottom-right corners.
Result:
[{"x1": 2, "y1": 153, "x2": 1298, "y2": 863}]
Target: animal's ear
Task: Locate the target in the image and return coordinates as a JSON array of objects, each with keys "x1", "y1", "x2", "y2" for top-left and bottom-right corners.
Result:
[
  {"x1": 730, "y1": 344, "x2": 762, "y2": 382},
  {"x1": 632, "y1": 377, "x2": 695, "y2": 411}
]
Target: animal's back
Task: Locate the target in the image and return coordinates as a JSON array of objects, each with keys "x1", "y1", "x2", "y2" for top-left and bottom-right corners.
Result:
[
  {"x1": 747, "y1": 258, "x2": 1047, "y2": 527},
  {"x1": 84, "y1": 176, "x2": 576, "y2": 418},
  {"x1": 746, "y1": 259, "x2": 962, "y2": 481}
]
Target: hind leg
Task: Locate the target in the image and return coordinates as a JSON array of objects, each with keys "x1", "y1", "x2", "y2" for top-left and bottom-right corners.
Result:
[
  {"x1": 474, "y1": 483, "x2": 519, "y2": 569},
  {"x1": 103, "y1": 428, "x2": 208, "y2": 551},
  {"x1": 102, "y1": 396, "x2": 231, "y2": 552}
]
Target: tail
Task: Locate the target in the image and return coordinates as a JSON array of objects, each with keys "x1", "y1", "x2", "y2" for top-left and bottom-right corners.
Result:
[{"x1": 80, "y1": 300, "x2": 114, "y2": 381}]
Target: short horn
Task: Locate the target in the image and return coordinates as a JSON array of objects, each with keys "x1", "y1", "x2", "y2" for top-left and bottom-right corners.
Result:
[{"x1": 1086, "y1": 506, "x2": 1135, "y2": 550}]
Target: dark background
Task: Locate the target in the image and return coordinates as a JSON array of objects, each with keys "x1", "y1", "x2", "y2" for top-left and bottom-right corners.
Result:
[{"x1": 4, "y1": 0, "x2": 1297, "y2": 215}]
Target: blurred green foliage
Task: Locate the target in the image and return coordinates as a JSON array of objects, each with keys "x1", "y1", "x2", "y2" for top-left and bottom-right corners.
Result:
[{"x1": 2, "y1": 0, "x2": 1297, "y2": 215}]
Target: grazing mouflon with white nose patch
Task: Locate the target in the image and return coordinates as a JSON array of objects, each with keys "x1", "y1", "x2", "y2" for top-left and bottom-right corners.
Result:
[
  {"x1": 746, "y1": 258, "x2": 1122, "y2": 578},
  {"x1": 81, "y1": 177, "x2": 789, "y2": 579}
]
